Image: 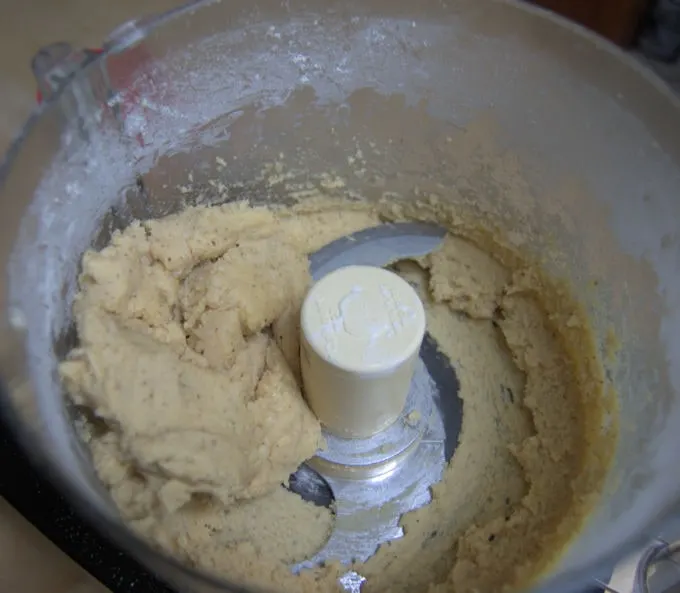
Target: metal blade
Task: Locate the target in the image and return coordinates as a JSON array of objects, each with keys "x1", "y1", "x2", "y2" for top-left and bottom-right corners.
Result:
[{"x1": 309, "y1": 222, "x2": 446, "y2": 281}]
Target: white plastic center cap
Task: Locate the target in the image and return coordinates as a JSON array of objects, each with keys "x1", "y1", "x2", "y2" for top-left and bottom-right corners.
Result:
[{"x1": 300, "y1": 265, "x2": 426, "y2": 438}]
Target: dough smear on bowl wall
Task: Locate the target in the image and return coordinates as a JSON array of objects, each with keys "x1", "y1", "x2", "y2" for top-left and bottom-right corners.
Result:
[{"x1": 59, "y1": 186, "x2": 615, "y2": 592}]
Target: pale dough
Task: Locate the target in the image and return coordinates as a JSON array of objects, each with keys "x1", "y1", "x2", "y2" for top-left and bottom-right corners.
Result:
[{"x1": 60, "y1": 197, "x2": 613, "y2": 592}]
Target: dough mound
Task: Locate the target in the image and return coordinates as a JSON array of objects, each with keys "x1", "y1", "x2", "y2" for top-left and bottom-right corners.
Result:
[
  {"x1": 60, "y1": 205, "x2": 349, "y2": 567},
  {"x1": 60, "y1": 198, "x2": 612, "y2": 593}
]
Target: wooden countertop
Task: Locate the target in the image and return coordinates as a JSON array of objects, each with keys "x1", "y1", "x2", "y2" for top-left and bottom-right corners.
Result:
[{"x1": 0, "y1": 497, "x2": 110, "y2": 593}]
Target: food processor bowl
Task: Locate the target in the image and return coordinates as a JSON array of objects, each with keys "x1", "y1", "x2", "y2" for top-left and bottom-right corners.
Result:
[{"x1": 2, "y1": 0, "x2": 680, "y2": 591}]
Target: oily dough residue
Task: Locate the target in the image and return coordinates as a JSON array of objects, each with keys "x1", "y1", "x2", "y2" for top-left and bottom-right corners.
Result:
[{"x1": 60, "y1": 195, "x2": 614, "y2": 593}]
